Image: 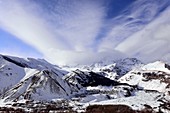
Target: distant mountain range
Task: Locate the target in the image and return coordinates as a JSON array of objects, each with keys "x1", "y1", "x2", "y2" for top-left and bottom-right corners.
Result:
[{"x1": 0, "y1": 54, "x2": 169, "y2": 113}]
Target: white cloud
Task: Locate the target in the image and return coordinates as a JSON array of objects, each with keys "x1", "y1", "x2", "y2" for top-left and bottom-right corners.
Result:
[
  {"x1": 115, "y1": 6, "x2": 170, "y2": 63},
  {"x1": 45, "y1": 49, "x2": 127, "y2": 65},
  {"x1": 98, "y1": 0, "x2": 169, "y2": 51},
  {"x1": 0, "y1": 0, "x2": 170, "y2": 65},
  {"x1": 0, "y1": 0, "x2": 109, "y2": 64}
]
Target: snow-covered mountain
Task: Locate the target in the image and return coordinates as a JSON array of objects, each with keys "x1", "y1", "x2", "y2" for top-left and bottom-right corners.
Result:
[
  {"x1": 0, "y1": 54, "x2": 169, "y2": 113},
  {"x1": 119, "y1": 61, "x2": 170, "y2": 92},
  {"x1": 2, "y1": 69, "x2": 79, "y2": 102},
  {"x1": 0, "y1": 54, "x2": 81, "y2": 102},
  {"x1": 63, "y1": 58, "x2": 143, "y2": 80}
]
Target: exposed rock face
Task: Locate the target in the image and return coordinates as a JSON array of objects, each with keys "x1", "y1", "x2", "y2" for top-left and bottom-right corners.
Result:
[{"x1": 64, "y1": 69, "x2": 132, "y2": 88}]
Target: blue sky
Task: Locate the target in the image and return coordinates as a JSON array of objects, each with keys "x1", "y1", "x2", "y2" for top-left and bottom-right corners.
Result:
[
  {"x1": 0, "y1": 28, "x2": 42, "y2": 57},
  {"x1": 0, "y1": 0, "x2": 170, "y2": 65}
]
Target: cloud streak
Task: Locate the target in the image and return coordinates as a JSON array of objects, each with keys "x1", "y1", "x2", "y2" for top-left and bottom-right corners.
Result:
[
  {"x1": 0, "y1": 0, "x2": 170, "y2": 65},
  {"x1": 98, "y1": 0, "x2": 169, "y2": 51},
  {"x1": 0, "y1": 0, "x2": 110, "y2": 65},
  {"x1": 0, "y1": 0, "x2": 67, "y2": 51},
  {"x1": 116, "y1": 5, "x2": 170, "y2": 63}
]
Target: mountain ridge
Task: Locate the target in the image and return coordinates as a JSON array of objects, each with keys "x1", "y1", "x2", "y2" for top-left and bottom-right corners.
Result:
[{"x1": 0, "y1": 54, "x2": 169, "y2": 113}]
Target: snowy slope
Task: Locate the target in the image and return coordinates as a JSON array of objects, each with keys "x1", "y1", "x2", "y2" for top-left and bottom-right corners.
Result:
[
  {"x1": 0, "y1": 55, "x2": 26, "y2": 95},
  {"x1": 78, "y1": 91, "x2": 163, "y2": 112},
  {"x1": 70, "y1": 61, "x2": 170, "y2": 113},
  {"x1": 119, "y1": 61, "x2": 170, "y2": 92},
  {"x1": 2, "y1": 69, "x2": 80, "y2": 102},
  {"x1": 0, "y1": 54, "x2": 81, "y2": 102},
  {"x1": 2, "y1": 55, "x2": 68, "y2": 76}
]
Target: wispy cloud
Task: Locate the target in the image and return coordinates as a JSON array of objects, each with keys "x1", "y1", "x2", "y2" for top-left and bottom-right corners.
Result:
[
  {"x1": 116, "y1": 6, "x2": 170, "y2": 63},
  {"x1": 47, "y1": 0, "x2": 105, "y2": 51},
  {"x1": 0, "y1": 0, "x2": 170, "y2": 65},
  {"x1": 45, "y1": 48, "x2": 126, "y2": 65},
  {"x1": 98, "y1": 0, "x2": 169, "y2": 51},
  {"x1": 0, "y1": 0, "x2": 109, "y2": 64}
]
